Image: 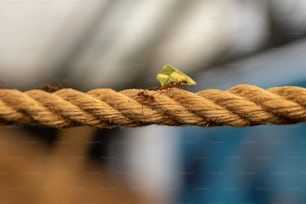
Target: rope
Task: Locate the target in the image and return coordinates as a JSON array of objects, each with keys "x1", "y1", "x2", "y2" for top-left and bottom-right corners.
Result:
[{"x1": 0, "y1": 84, "x2": 306, "y2": 128}]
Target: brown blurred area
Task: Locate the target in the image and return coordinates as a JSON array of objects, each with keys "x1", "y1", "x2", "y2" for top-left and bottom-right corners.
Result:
[{"x1": 0, "y1": 127, "x2": 151, "y2": 204}]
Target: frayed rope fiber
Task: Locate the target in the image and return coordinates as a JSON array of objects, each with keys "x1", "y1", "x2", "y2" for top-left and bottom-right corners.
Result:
[{"x1": 1, "y1": 84, "x2": 306, "y2": 128}]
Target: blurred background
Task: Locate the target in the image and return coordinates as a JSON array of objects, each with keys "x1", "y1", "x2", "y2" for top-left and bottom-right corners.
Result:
[{"x1": 1, "y1": 0, "x2": 306, "y2": 203}]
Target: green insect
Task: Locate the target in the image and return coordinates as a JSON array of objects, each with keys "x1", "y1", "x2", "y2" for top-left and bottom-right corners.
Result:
[{"x1": 156, "y1": 64, "x2": 196, "y2": 88}]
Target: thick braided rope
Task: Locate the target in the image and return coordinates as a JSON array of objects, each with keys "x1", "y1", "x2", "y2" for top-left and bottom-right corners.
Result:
[{"x1": 0, "y1": 84, "x2": 306, "y2": 128}]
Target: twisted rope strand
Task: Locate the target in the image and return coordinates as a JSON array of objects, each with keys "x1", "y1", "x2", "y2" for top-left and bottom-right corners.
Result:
[{"x1": 0, "y1": 84, "x2": 306, "y2": 128}]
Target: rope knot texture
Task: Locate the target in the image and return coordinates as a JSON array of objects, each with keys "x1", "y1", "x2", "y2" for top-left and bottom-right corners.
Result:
[{"x1": 0, "y1": 84, "x2": 306, "y2": 128}]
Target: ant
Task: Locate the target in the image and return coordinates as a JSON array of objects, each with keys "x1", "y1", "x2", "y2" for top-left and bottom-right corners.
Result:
[
  {"x1": 137, "y1": 90, "x2": 155, "y2": 114},
  {"x1": 137, "y1": 79, "x2": 188, "y2": 104},
  {"x1": 41, "y1": 84, "x2": 62, "y2": 93},
  {"x1": 137, "y1": 90, "x2": 155, "y2": 101},
  {"x1": 159, "y1": 80, "x2": 188, "y2": 90}
]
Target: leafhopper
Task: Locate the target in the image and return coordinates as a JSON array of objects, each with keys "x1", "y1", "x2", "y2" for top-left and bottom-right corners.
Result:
[{"x1": 156, "y1": 64, "x2": 196, "y2": 88}]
